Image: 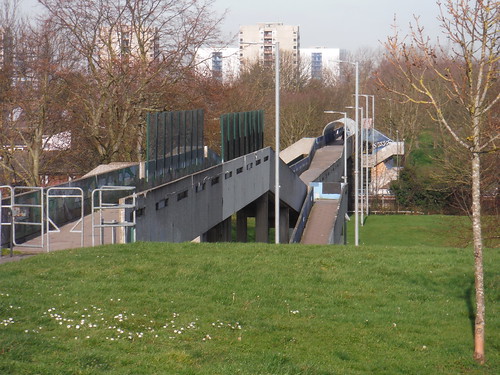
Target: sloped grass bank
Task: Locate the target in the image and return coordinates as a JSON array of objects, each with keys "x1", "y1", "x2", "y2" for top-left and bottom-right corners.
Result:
[
  {"x1": 348, "y1": 214, "x2": 472, "y2": 247},
  {"x1": 1, "y1": 242, "x2": 498, "y2": 374}
]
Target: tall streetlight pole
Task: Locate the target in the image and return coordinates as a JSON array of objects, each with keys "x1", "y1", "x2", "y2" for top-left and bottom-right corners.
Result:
[
  {"x1": 241, "y1": 41, "x2": 281, "y2": 244},
  {"x1": 359, "y1": 94, "x2": 375, "y2": 216},
  {"x1": 274, "y1": 42, "x2": 280, "y2": 244},
  {"x1": 335, "y1": 60, "x2": 360, "y2": 246},
  {"x1": 369, "y1": 95, "x2": 375, "y2": 212},
  {"x1": 323, "y1": 111, "x2": 348, "y2": 184},
  {"x1": 354, "y1": 62, "x2": 359, "y2": 245},
  {"x1": 347, "y1": 105, "x2": 364, "y2": 226}
]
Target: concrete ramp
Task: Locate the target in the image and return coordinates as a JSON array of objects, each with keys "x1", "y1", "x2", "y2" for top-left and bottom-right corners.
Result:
[
  {"x1": 300, "y1": 145, "x2": 344, "y2": 185},
  {"x1": 12, "y1": 209, "x2": 123, "y2": 253},
  {"x1": 280, "y1": 138, "x2": 316, "y2": 164},
  {"x1": 300, "y1": 200, "x2": 339, "y2": 244}
]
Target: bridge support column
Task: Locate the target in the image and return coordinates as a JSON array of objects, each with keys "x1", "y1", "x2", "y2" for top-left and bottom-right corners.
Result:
[
  {"x1": 236, "y1": 209, "x2": 248, "y2": 242},
  {"x1": 255, "y1": 192, "x2": 269, "y2": 243},
  {"x1": 205, "y1": 217, "x2": 232, "y2": 242},
  {"x1": 279, "y1": 206, "x2": 289, "y2": 244}
]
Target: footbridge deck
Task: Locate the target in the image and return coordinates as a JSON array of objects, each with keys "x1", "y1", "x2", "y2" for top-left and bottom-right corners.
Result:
[
  {"x1": 298, "y1": 144, "x2": 346, "y2": 245},
  {"x1": 2, "y1": 129, "x2": 350, "y2": 255}
]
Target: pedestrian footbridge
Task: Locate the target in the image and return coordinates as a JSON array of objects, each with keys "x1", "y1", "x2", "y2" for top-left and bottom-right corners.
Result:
[{"x1": 2, "y1": 108, "x2": 404, "y2": 254}]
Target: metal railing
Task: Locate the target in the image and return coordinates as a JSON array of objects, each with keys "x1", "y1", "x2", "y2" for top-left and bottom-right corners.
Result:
[
  {"x1": 46, "y1": 187, "x2": 84, "y2": 252},
  {"x1": 12, "y1": 187, "x2": 44, "y2": 250},
  {"x1": 91, "y1": 186, "x2": 136, "y2": 246},
  {"x1": 0, "y1": 186, "x2": 14, "y2": 257}
]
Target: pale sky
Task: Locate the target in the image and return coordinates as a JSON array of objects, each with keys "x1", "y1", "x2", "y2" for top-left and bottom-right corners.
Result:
[
  {"x1": 19, "y1": 0, "x2": 445, "y2": 52},
  {"x1": 214, "y1": 0, "x2": 444, "y2": 50}
]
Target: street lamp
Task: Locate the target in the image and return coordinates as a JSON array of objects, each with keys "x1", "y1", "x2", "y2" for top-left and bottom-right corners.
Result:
[
  {"x1": 323, "y1": 111, "x2": 348, "y2": 184},
  {"x1": 359, "y1": 94, "x2": 375, "y2": 216},
  {"x1": 335, "y1": 60, "x2": 360, "y2": 246},
  {"x1": 274, "y1": 42, "x2": 280, "y2": 244},
  {"x1": 241, "y1": 41, "x2": 281, "y2": 244},
  {"x1": 347, "y1": 105, "x2": 364, "y2": 226},
  {"x1": 370, "y1": 95, "x2": 375, "y2": 201}
]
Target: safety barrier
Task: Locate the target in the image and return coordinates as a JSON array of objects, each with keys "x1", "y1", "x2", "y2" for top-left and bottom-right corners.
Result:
[
  {"x1": 46, "y1": 187, "x2": 84, "y2": 252},
  {"x1": 0, "y1": 186, "x2": 13, "y2": 256},
  {"x1": 91, "y1": 186, "x2": 136, "y2": 246}
]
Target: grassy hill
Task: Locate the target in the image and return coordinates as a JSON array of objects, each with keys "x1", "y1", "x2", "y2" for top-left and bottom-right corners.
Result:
[
  {"x1": 1, "y1": 241, "x2": 498, "y2": 374},
  {"x1": 348, "y1": 214, "x2": 473, "y2": 247}
]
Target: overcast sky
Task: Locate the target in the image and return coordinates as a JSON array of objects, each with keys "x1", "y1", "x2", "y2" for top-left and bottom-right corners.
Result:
[
  {"x1": 214, "y1": 0, "x2": 445, "y2": 50},
  {"x1": 19, "y1": 0, "x2": 445, "y2": 52}
]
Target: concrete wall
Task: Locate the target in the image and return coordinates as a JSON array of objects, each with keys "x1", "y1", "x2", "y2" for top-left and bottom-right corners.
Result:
[{"x1": 330, "y1": 184, "x2": 348, "y2": 244}]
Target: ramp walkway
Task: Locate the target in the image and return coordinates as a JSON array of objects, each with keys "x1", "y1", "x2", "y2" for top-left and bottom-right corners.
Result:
[
  {"x1": 297, "y1": 145, "x2": 346, "y2": 245},
  {"x1": 299, "y1": 145, "x2": 344, "y2": 185},
  {"x1": 300, "y1": 200, "x2": 339, "y2": 244},
  {"x1": 9, "y1": 209, "x2": 122, "y2": 254}
]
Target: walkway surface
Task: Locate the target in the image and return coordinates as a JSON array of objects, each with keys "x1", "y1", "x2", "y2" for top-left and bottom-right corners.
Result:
[
  {"x1": 1, "y1": 209, "x2": 121, "y2": 264},
  {"x1": 300, "y1": 200, "x2": 339, "y2": 244},
  {"x1": 300, "y1": 145, "x2": 343, "y2": 185},
  {"x1": 299, "y1": 144, "x2": 344, "y2": 245}
]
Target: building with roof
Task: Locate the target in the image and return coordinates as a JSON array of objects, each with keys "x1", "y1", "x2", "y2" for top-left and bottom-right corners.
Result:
[
  {"x1": 239, "y1": 23, "x2": 300, "y2": 68},
  {"x1": 300, "y1": 47, "x2": 348, "y2": 81},
  {"x1": 195, "y1": 47, "x2": 239, "y2": 82},
  {"x1": 196, "y1": 23, "x2": 349, "y2": 83}
]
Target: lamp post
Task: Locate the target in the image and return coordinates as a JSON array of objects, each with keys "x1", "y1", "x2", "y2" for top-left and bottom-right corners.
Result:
[
  {"x1": 335, "y1": 60, "x2": 359, "y2": 246},
  {"x1": 347, "y1": 105, "x2": 364, "y2": 225},
  {"x1": 241, "y1": 41, "x2": 281, "y2": 244},
  {"x1": 274, "y1": 42, "x2": 280, "y2": 244},
  {"x1": 369, "y1": 95, "x2": 375, "y2": 210},
  {"x1": 323, "y1": 111, "x2": 348, "y2": 184},
  {"x1": 359, "y1": 94, "x2": 375, "y2": 216}
]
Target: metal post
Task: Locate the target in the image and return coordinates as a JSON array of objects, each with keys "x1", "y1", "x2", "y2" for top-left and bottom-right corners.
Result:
[
  {"x1": 354, "y1": 62, "x2": 359, "y2": 246},
  {"x1": 364, "y1": 95, "x2": 369, "y2": 218},
  {"x1": 363, "y1": 95, "x2": 368, "y2": 216},
  {"x1": 241, "y1": 41, "x2": 281, "y2": 243},
  {"x1": 396, "y1": 130, "x2": 400, "y2": 179},
  {"x1": 9, "y1": 209, "x2": 13, "y2": 257},
  {"x1": 275, "y1": 42, "x2": 280, "y2": 244},
  {"x1": 358, "y1": 93, "x2": 377, "y2": 219},
  {"x1": 359, "y1": 106, "x2": 364, "y2": 226},
  {"x1": 348, "y1": 105, "x2": 364, "y2": 227},
  {"x1": 370, "y1": 95, "x2": 375, "y2": 213}
]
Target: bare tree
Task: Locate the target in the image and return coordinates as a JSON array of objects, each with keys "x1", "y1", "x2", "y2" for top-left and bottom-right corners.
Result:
[
  {"x1": 0, "y1": 19, "x2": 74, "y2": 186},
  {"x1": 39, "y1": 0, "x2": 225, "y2": 164},
  {"x1": 380, "y1": 0, "x2": 498, "y2": 364}
]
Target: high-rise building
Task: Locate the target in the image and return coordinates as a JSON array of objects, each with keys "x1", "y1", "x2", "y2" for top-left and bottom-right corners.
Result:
[
  {"x1": 97, "y1": 25, "x2": 160, "y2": 63},
  {"x1": 238, "y1": 23, "x2": 300, "y2": 67},
  {"x1": 300, "y1": 47, "x2": 348, "y2": 81},
  {"x1": 195, "y1": 24, "x2": 350, "y2": 83},
  {"x1": 195, "y1": 47, "x2": 239, "y2": 82},
  {"x1": 0, "y1": 26, "x2": 14, "y2": 69}
]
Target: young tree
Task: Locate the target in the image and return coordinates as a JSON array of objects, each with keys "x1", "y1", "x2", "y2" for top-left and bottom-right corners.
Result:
[{"x1": 380, "y1": 0, "x2": 498, "y2": 364}]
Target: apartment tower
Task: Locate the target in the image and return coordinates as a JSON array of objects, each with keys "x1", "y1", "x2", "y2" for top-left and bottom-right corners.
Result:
[{"x1": 239, "y1": 23, "x2": 300, "y2": 67}]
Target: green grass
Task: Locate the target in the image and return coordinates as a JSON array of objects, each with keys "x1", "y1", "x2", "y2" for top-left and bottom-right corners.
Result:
[
  {"x1": 347, "y1": 214, "x2": 472, "y2": 247},
  {"x1": 410, "y1": 130, "x2": 441, "y2": 167},
  {"x1": 0, "y1": 242, "x2": 498, "y2": 374}
]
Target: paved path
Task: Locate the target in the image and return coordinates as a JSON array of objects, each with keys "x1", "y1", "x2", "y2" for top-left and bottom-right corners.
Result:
[
  {"x1": 300, "y1": 145, "x2": 343, "y2": 185},
  {"x1": 299, "y1": 144, "x2": 344, "y2": 244},
  {"x1": 1, "y1": 209, "x2": 122, "y2": 264},
  {"x1": 300, "y1": 200, "x2": 339, "y2": 244}
]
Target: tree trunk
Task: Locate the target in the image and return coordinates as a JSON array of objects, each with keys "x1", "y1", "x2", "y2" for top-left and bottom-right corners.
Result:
[{"x1": 471, "y1": 150, "x2": 485, "y2": 364}]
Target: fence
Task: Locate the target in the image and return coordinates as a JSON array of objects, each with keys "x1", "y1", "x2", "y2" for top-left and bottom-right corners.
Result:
[
  {"x1": 147, "y1": 109, "x2": 205, "y2": 181},
  {"x1": 220, "y1": 110, "x2": 264, "y2": 161}
]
